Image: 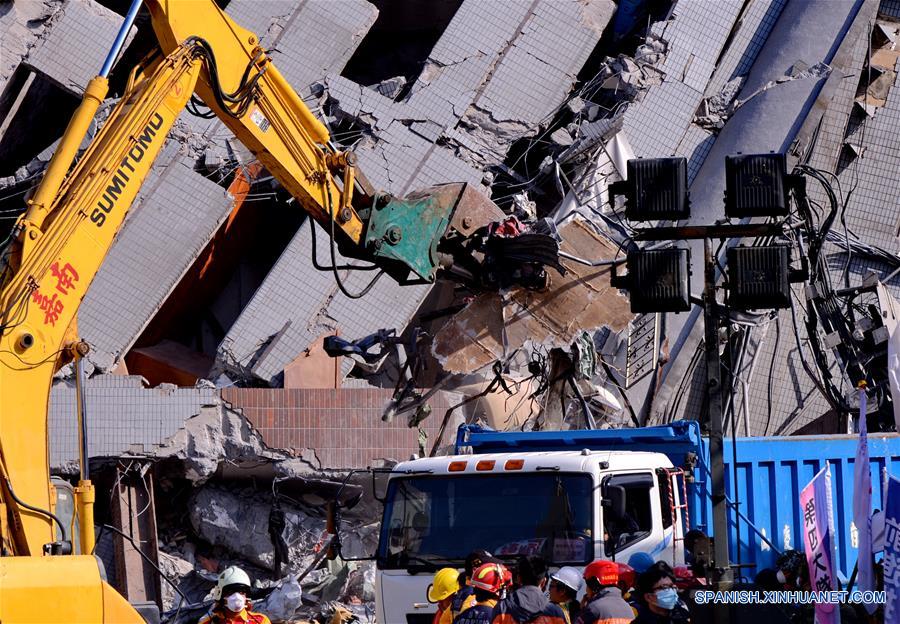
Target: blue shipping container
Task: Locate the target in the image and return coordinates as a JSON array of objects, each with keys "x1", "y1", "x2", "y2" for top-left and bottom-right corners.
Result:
[{"x1": 456, "y1": 422, "x2": 900, "y2": 580}]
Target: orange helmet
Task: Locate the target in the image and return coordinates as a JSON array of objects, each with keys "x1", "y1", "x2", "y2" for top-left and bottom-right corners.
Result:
[
  {"x1": 583, "y1": 559, "x2": 618, "y2": 587},
  {"x1": 468, "y1": 562, "x2": 512, "y2": 595}
]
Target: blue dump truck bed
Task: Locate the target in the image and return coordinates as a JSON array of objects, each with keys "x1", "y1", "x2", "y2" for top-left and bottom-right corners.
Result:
[{"x1": 456, "y1": 421, "x2": 900, "y2": 580}]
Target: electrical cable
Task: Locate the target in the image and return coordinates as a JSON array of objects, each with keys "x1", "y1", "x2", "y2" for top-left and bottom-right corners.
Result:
[
  {"x1": 94, "y1": 523, "x2": 189, "y2": 605},
  {"x1": 666, "y1": 343, "x2": 702, "y2": 424},
  {"x1": 788, "y1": 291, "x2": 846, "y2": 414},
  {"x1": 0, "y1": 347, "x2": 67, "y2": 371},
  {"x1": 777, "y1": 168, "x2": 860, "y2": 418},
  {"x1": 764, "y1": 316, "x2": 780, "y2": 436},
  {"x1": 558, "y1": 251, "x2": 621, "y2": 267},
  {"x1": 0, "y1": 287, "x2": 32, "y2": 337}
]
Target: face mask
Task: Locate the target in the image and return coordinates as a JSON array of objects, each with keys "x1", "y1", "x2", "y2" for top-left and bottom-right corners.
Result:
[
  {"x1": 225, "y1": 592, "x2": 247, "y2": 613},
  {"x1": 776, "y1": 570, "x2": 787, "y2": 584},
  {"x1": 654, "y1": 587, "x2": 678, "y2": 610}
]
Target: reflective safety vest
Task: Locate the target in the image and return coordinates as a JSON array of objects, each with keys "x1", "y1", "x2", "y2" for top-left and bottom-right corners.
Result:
[
  {"x1": 452, "y1": 586, "x2": 477, "y2": 617},
  {"x1": 198, "y1": 607, "x2": 271, "y2": 624},
  {"x1": 454, "y1": 600, "x2": 498, "y2": 624}
]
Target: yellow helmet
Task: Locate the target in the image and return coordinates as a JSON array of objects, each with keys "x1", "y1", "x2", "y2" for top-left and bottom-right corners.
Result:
[{"x1": 427, "y1": 568, "x2": 461, "y2": 603}]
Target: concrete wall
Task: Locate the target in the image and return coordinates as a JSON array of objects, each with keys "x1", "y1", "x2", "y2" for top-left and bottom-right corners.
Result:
[{"x1": 222, "y1": 387, "x2": 456, "y2": 467}]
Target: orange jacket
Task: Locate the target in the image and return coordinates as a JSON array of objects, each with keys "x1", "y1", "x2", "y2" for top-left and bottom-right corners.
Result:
[{"x1": 435, "y1": 605, "x2": 454, "y2": 624}]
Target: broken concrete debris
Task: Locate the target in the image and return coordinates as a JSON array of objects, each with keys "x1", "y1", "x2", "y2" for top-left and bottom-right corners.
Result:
[
  {"x1": 321, "y1": 0, "x2": 616, "y2": 189},
  {"x1": 190, "y1": 485, "x2": 322, "y2": 572},
  {"x1": 433, "y1": 218, "x2": 634, "y2": 374}
]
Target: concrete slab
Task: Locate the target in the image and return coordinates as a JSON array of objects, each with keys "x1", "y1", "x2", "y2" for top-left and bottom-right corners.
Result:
[
  {"x1": 216, "y1": 220, "x2": 431, "y2": 385},
  {"x1": 49, "y1": 375, "x2": 217, "y2": 470},
  {"x1": 78, "y1": 146, "x2": 236, "y2": 371},
  {"x1": 325, "y1": 0, "x2": 614, "y2": 192},
  {"x1": 227, "y1": 0, "x2": 378, "y2": 96},
  {"x1": 24, "y1": 0, "x2": 134, "y2": 94}
]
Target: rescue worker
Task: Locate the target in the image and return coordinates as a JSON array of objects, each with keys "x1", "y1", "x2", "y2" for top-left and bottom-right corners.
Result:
[
  {"x1": 627, "y1": 552, "x2": 654, "y2": 575},
  {"x1": 614, "y1": 563, "x2": 636, "y2": 602},
  {"x1": 492, "y1": 555, "x2": 566, "y2": 624},
  {"x1": 774, "y1": 550, "x2": 808, "y2": 590},
  {"x1": 682, "y1": 530, "x2": 708, "y2": 578},
  {"x1": 575, "y1": 559, "x2": 634, "y2": 624},
  {"x1": 631, "y1": 566, "x2": 689, "y2": 624},
  {"x1": 429, "y1": 568, "x2": 463, "y2": 624},
  {"x1": 548, "y1": 566, "x2": 583, "y2": 624},
  {"x1": 454, "y1": 562, "x2": 511, "y2": 624},
  {"x1": 199, "y1": 566, "x2": 271, "y2": 624},
  {"x1": 453, "y1": 550, "x2": 495, "y2": 617},
  {"x1": 771, "y1": 550, "x2": 810, "y2": 623}
]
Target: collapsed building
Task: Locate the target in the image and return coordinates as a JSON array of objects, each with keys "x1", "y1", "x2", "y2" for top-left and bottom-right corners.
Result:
[{"x1": 2, "y1": 0, "x2": 900, "y2": 621}]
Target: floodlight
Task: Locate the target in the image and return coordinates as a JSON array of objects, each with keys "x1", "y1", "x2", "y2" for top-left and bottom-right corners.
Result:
[
  {"x1": 624, "y1": 248, "x2": 691, "y2": 313},
  {"x1": 724, "y1": 153, "x2": 788, "y2": 218},
  {"x1": 727, "y1": 244, "x2": 791, "y2": 309},
  {"x1": 610, "y1": 157, "x2": 690, "y2": 221}
]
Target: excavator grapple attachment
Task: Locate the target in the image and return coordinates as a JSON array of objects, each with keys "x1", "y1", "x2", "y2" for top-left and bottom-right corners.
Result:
[{"x1": 363, "y1": 182, "x2": 563, "y2": 289}]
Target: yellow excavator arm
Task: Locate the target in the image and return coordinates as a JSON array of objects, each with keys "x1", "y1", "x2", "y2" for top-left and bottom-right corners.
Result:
[{"x1": 0, "y1": 0, "x2": 538, "y2": 621}]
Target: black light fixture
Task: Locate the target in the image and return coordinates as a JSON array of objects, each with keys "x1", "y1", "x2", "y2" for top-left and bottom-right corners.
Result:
[
  {"x1": 609, "y1": 157, "x2": 690, "y2": 221},
  {"x1": 614, "y1": 248, "x2": 691, "y2": 313},
  {"x1": 724, "y1": 152, "x2": 788, "y2": 218},
  {"x1": 727, "y1": 244, "x2": 791, "y2": 309}
]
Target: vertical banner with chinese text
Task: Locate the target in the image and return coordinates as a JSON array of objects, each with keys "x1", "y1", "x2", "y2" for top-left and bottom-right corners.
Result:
[
  {"x1": 854, "y1": 383, "x2": 875, "y2": 613},
  {"x1": 800, "y1": 464, "x2": 838, "y2": 624}
]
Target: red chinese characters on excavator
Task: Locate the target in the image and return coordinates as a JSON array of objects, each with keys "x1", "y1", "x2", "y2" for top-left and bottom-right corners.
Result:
[
  {"x1": 31, "y1": 261, "x2": 79, "y2": 326},
  {"x1": 32, "y1": 290, "x2": 64, "y2": 326},
  {"x1": 50, "y1": 262, "x2": 79, "y2": 295}
]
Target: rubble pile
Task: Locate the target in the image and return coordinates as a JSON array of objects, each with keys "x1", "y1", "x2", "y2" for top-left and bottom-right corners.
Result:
[{"x1": 156, "y1": 477, "x2": 380, "y2": 623}]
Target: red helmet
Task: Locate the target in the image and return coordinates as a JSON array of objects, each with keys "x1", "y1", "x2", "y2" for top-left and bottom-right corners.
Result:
[
  {"x1": 583, "y1": 559, "x2": 618, "y2": 586},
  {"x1": 673, "y1": 565, "x2": 701, "y2": 589},
  {"x1": 469, "y1": 562, "x2": 512, "y2": 595},
  {"x1": 616, "y1": 563, "x2": 636, "y2": 591}
]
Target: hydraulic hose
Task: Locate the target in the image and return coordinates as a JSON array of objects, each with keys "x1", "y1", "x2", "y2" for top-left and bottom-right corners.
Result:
[{"x1": 4, "y1": 478, "x2": 67, "y2": 543}]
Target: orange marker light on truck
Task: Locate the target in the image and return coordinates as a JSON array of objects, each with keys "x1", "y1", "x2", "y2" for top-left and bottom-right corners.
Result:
[
  {"x1": 448, "y1": 461, "x2": 467, "y2": 472},
  {"x1": 504, "y1": 459, "x2": 524, "y2": 470},
  {"x1": 476, "y1": 460, "x2": 496, "y2": 471}
]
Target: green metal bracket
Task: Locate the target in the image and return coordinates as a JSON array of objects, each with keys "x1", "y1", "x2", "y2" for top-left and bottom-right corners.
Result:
[{"x1": 364, "y1": 189, "x2": 455, "y2": 282}]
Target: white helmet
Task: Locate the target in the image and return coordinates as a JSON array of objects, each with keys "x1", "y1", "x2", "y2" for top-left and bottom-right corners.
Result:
[
  {"x1": 213, "y1": 566, "x2": 252, "y2": 600},
  {"x1": 551, "y1": 566, "x2": 584, "y2": 593}
]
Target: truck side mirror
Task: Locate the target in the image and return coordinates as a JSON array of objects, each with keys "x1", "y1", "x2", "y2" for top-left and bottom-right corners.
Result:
[
  {"x1": 343, "y1": 490, "x2": 364, "y2": 510},
  {"x1": 602, "y1": 485, "x2": 626, "y2": 521},
  {"x1": 325, "y1": 498, "x2": 378, "y2": 562}
]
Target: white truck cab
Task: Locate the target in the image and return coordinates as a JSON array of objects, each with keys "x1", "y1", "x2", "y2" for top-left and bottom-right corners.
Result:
[{"x1": 374, "y1": 448, "x2": 686, "y2": 624}]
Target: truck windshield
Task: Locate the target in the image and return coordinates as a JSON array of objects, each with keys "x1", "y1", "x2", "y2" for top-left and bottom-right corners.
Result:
[{"x1": 377, "y1": 473, "x2": 594, "y2": 568}]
